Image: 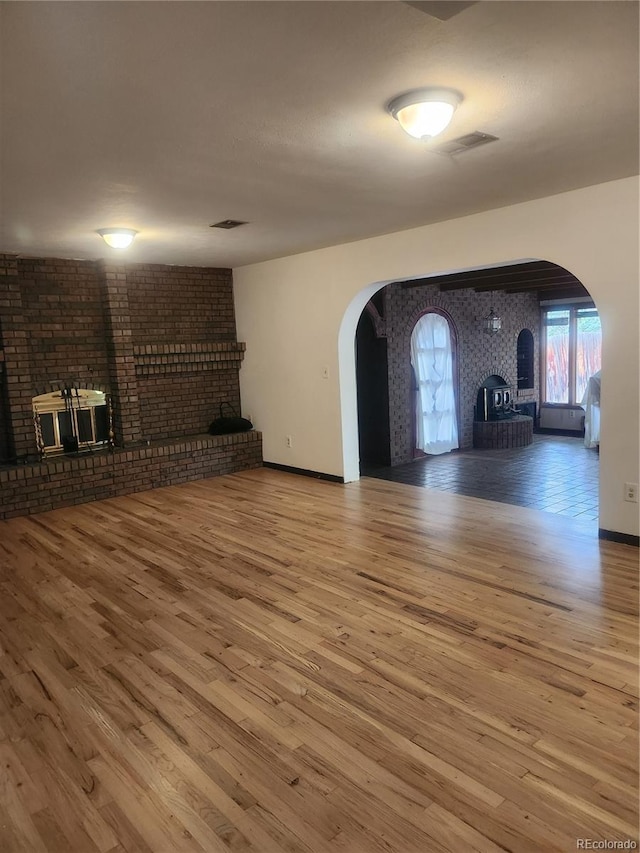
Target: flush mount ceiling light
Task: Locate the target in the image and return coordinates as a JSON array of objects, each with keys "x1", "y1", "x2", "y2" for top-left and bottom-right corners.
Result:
[
  {"x1": 210, "y1": 220, "x2": 248, "y2": 229},
  {"x1": 97, "y1": 228, "x2": 138, "y2": 249},
  {"x1": 387, "y1": 88, "x2": 462, "y2": 140}
]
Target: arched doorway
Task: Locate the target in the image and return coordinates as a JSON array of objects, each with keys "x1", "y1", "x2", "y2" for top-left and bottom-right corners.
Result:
[
  {"x1": 355, "y1": 302, "x2": 390, "y2": 470},
  {"x1": 342, "y1": 260, "x2": 601, "y2": 525}
]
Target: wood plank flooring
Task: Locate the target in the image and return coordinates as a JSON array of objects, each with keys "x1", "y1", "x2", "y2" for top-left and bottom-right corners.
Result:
[{"x1": 0, "y1": 468, "x2": 637, "y2": 852}]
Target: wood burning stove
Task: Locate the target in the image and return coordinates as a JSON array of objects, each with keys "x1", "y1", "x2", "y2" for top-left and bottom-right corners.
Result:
[
  {"x1": 476, "y1": 375, "x2": 515, "y2": 422},
  {"x1": 474, "y1": 374, "x2": 534, "y2": 449}
]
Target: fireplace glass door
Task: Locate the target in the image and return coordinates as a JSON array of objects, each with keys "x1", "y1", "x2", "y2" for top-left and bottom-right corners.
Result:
[{"x1": 33, "y1": 389, "x2": 110, "y2": 456}]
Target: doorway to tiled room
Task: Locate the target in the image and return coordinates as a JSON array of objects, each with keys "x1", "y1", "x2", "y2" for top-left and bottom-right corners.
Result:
[{"x1": 355, "y1": 261, "x2": 600, "y2": 524}]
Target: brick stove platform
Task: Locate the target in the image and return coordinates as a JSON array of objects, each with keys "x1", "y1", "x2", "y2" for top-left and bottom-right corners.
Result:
[
  {"x1": 0, "y1": 431, "x2": 262, "y2": 520},
  {"x1": 473, "y1": 415, "x2": 533, "y2": 450}
]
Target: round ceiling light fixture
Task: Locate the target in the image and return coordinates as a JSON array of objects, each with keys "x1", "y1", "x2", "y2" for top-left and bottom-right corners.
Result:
[
  {"x1": 97, "y1": 228, "x2": 138, "y2": 249},
  {"x1": 387, "y1": 88, "x2": 463, "y2": 140}
]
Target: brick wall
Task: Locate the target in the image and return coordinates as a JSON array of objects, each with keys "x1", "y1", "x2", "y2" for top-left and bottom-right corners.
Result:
[
  {"x1": 0, "y1": 280, "x2": 10, "y2": 457},
  {"x1": 20, "y1": 258, "x2": 111, "y2": 393},
  {"x1": 137, "y1": 367, "x2": 242, "y2": 441},
  {"x1": 127, "y1": 264, "x2": 239, "y2": 440},
  {"x1": 127, "y1": 264, "x2": 236, "y2": 344},
  {"x1": 0, "y1": 255, "x2": 260, "y2": 517},
  {"x1": 0, "y1": 361, "x2": 9, "y2": 462},
  {"x1": 383, "y1": 283, "x2": 540, "y2": 464},
  {"x1": 473, "y1": 415, "x2": 533, "y2": 450},
  {"x1": 0, "y1": 254, "x2": 33, "y2": 458}
]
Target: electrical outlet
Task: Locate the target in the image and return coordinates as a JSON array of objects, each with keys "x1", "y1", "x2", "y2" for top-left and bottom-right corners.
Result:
[
  {"x1": 568, "y1": 409, "x2": 575, "y2": 419},
  {"x1": 624, "y1": 482, "x2": 638, "y2": 503},
  {"x1": 286, "y1": 435, "x2": 293, "y2": 448}
]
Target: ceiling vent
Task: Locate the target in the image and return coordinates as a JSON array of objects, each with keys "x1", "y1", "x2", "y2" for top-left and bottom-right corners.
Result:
[
  {"x1": 434, "y1": 131, "x2": 499, "y2": 156},
  {"x1": 210, "y1": 220, "x2": 248, "y2": 229}
]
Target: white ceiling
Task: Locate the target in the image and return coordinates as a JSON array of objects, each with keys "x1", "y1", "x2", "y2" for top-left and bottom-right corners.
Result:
[{"x1": 1, "y1": 1, "x2": 638, "y2": 268}]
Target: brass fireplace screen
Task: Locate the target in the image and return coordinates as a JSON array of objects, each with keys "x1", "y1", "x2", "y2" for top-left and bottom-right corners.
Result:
[{"x1": 32, "y1": 388, "x2": 113, "y2": 457}]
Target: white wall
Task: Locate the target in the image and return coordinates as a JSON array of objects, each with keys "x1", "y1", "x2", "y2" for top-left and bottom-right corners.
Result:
[
  {"x1": 539, "y1": 405, "x2": 584, "y2": 432},
  {"x1": 234, "y1": 177, "x2": 639, "y2": 537}
]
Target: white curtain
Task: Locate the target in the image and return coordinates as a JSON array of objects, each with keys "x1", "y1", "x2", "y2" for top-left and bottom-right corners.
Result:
[
  {"x1": 411, "y1": 313, "x2": 459, "y2": 455},
  {"x1": 580, "y1": 370, "x2": 601, "y2": 449}
]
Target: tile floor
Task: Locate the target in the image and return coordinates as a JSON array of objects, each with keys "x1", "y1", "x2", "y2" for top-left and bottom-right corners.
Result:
[{"x1": 364, "y1": 434, "x2": 599, "y2": 521}]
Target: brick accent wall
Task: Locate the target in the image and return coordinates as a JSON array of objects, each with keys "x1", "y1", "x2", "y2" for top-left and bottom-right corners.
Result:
[
  {"x1": 0, "y1": 255, "x2": 260, "y2": 517},
  {"x1": 383, "y1": 282, "x2": 540, "y2": 465},
  {"x1": 100, "y1": 260, "x2": 142, "y2": 446},
  {"x1": 0, "y1": 265, "x2": 13, "y2": 459},
  {"x1": 0, "y1": 254, "x2": 33, "y2": 458},
  {"x1": 127, "y1": 264, "x2": 236, "y2": 344},
  {"x1": 138, "y1": 369, "x2": 242, "y2": 441},
  {"x1": 127, "y1": 264, "x2": 239, "y2": 441},
  {"x1": 21, "y1": 258, "x2": 111, "y2": 392},
  {"x1": 0, "y1": 356, "x2": 10, "y2": 463}
]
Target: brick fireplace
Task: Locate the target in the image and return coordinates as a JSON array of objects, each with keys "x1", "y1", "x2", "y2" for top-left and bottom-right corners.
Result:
[{"x1": 0, "y1": 254, "x2": 262, "y2": 519}]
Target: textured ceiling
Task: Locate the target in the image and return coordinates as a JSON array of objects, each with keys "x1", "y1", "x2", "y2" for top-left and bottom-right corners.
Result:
[{"x1": 0, "y1": 1, "x2": 638, "y2": 268}]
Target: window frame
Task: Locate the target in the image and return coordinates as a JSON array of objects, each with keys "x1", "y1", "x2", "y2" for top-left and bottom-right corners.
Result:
[{"x1": 541, "y1": 303, "x2": 601, "y2": 407}]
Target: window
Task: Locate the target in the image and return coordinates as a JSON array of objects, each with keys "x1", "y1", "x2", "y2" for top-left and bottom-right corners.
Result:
[
  {"x1": 33, "y1": 389, "x2": 111, "y2": 456},
  {"x1": 543, "y1": 306, "x2": 601, "y2": 405}
]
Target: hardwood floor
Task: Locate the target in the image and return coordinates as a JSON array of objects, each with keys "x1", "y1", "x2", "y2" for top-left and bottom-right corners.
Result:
[{"x1": 0, "y1": 468, "x2": 637, "y2": 852}]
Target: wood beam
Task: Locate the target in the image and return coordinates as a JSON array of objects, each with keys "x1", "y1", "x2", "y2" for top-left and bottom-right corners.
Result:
[
  {"x1": 502, "y1": 283, "x2": 588, "y2": 295},
  {"x1": 399, "y1": 262, "x2": 583, "y2": 295},
  {"x1": 536, "y1": 287, "x2": 592, "y2": 302},
  {"x1": 401, "y1": 261, "x2": 556, "y2": 291},
  {"x1": 471, "y1": 277, "x2": 577, "y2": 293}
]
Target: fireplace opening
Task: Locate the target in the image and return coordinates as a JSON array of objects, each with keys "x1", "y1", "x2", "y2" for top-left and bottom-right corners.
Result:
[{"x1": 33, "y1": 388, "x2": 112, "y2": 457}]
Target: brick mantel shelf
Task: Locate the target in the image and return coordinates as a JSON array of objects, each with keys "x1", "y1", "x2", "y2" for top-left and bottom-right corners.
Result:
[{"x1": 133, "y1": 342, "x2": 246, "y2": 377}]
